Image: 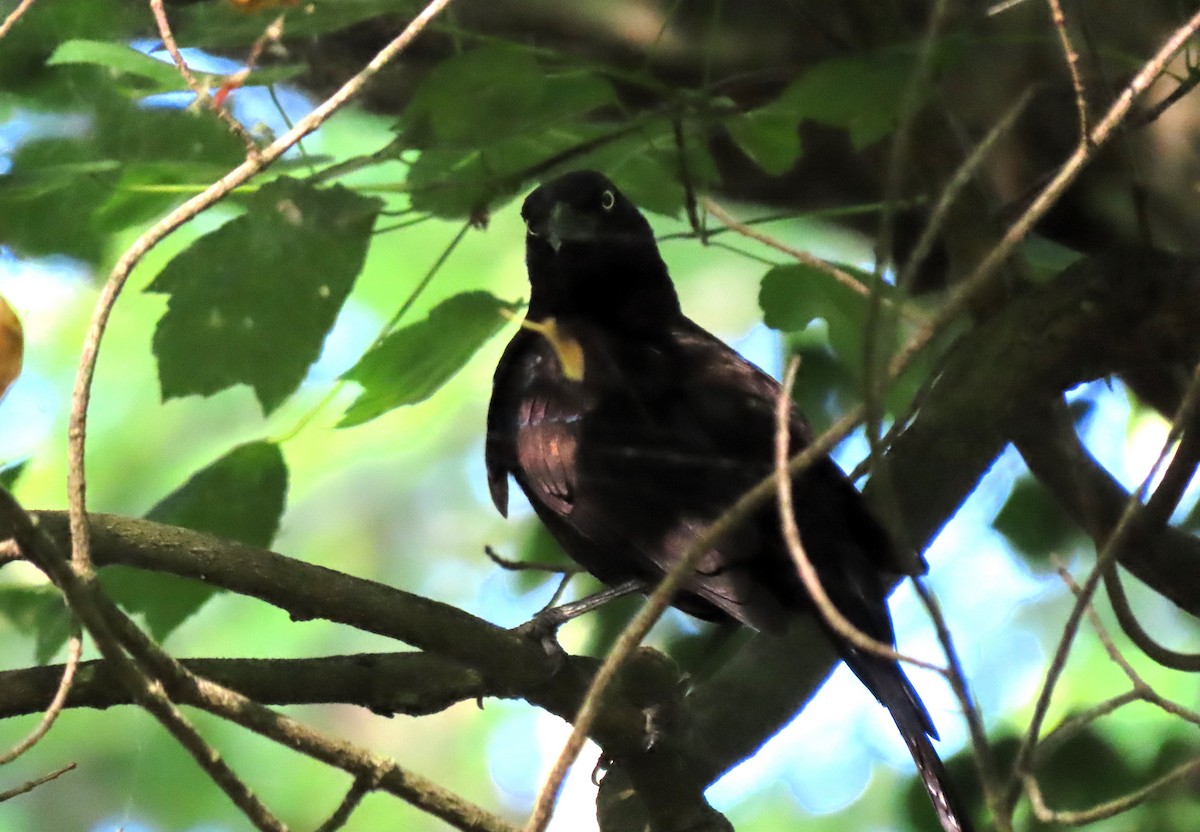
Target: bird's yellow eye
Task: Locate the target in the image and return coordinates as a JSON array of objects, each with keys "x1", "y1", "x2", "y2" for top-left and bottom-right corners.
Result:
[{"x1": 600, "y1": 190, "x2": 615, "y2": 211}]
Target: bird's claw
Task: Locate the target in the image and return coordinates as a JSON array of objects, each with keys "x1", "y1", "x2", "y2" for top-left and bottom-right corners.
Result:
[{"x1": 513, "y1": 608, "x2": 570, "y2": 669}]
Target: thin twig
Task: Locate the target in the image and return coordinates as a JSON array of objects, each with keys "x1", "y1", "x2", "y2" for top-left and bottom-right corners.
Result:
[
  {"x1": 0, "y1": 761, "x2": 76, "y2": 803},
  {"x1": 1008, "y1": 352, "x2": 1200, "y2": 811},
  {"x1": 911, "y1": 579, "x2": 1005, "y2": 827},
  {"x1": 864, "y1": 0, "x2": 949, "y2": 488},
  {"x1": 1058, "y1": 567, "x2": 1200, "y2": 728},
  {"x1": 1016, "y1": 565, "x2": 1200, "y2": 823},
  {"x1": 1132, "y1": 66, "x2": 1200, "y2": 127},
  {"x1": 148, "y1": 0, "x2": 261, "y2": 156},
  {"x1": 873, "y1": 0, "x2": 949, "y2": 282},
  {"x1": 893, "y1": 85, "x2": 1036, "y2": 292},
  {"x1": 315, "y1": 776, "x2": 377, "y2": 832},
  {"x1": 1023, "y1": 757, "x2": 1200, "y2": 825},
  {"x1": 65, "y1": 0, "x2": 456, "y2": 579},
  {"x1": 889, "y1": 8, "x2": 1200, "y2": 384},
  {"x1": 0, "y1": 0, "x2": 37, "y2": 41},
  {"x1": 214, "y1": 13, "x2": 288, "y2": 117},
  {"x1": 1034, "y1": 690, "x2": 1140, "y2": 761},
  {"x1": 774, "y1": 358, "x2": 945, "y2": 673},
  {"x1": 699, "y1": 196, "x2": 927, "y2": 325},
  {"x1": 52, "y1": 9, "x2": 457, "y2": 813},
  {"x1": 1046, "y1": 0, "x2": 1089, "y2": 139},
  {"x1": 0, "y1": 626, "x2": 82, "y2": 765},
  {"x1": 484, "y1": 545, "x2": 580, "y2": 575},
  {"x1": 1104, "y1": 565, "x2": 1200, "y2": 671},
  {"x1": 1103, "y1": 363, "x2": 1200, "y2": 671}
]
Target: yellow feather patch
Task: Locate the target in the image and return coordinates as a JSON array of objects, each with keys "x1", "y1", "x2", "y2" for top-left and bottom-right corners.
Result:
[{"x1": 505, "y1": 311, "x2": 585, "y2": 381}]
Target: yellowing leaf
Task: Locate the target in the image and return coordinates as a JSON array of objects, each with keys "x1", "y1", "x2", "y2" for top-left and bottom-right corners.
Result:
[{"x1": 0, "y1": 294, "x2": 23, "y2": 402}]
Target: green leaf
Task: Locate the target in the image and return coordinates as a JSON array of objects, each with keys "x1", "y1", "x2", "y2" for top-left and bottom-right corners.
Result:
[
  {"x1": 992, "y1": 476, "x2": 1078, "y2": 562},
  {"x1": 0, "y1": 139, "x2": 121, "y2": 262},
  {"x1": 49, "y1": 39, "x2": 197, "y2": 91},
  {"x1": 340, "y1": 292, "x2": 518, "y2": 427},
  {"x1": 177, "y1": 0, "x2": 420, "y2": 49},
  {"x1": 725, "y1": 107, "x2": 804, "y2": 175},
  {"x1": 0, "y1": 77, "x2": 246, "y2": 261},
  {"x1": 400, "y1": 45, "x2": 548, "y2": 147},
  {"x1": 758, "y1": 262, "x2": 873, "y2": 333},
  {"x1": 400, "y1": 47, "x2": 616, "y2": 148},
  {"x1": 47, "y1": 39, "x2": 304, "y2": 96},
  {"x1": 398, "y1": 46, "x2": 621, "y2": 218},
  {"x1": 0, "y1": 586, "x2": 72, "y2": 665},
  {"x1": 0, "y1": 459, "x2": 29, "y2": 490},
  {"x1": 783, "y1": 51, "x2": 921, "y2": 150},
  {"x1": 760, "y1": 263, "x2": 909, "y2": 398},
  {"x1": 103, "y1": 441, "x2": 288, "y2": 641},
  {"x1": 147, "y1": 178, "x2": 382, "y2": 414},
  {"x1": 726, "y1": 45, "x2": 956, "y2": 176},
  {"x1": 585, "y1": 123, "x2": 721, "y2": 218}
]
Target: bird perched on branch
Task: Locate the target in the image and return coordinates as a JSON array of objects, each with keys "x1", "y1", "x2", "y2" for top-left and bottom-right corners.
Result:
[{"x1": 486, "y1": 170, "x2": 972, "y2": 832}]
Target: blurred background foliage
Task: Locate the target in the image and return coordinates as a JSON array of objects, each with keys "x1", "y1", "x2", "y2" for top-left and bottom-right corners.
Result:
[{"x1": 0, "y1": 0, "x2": 1198, "y2": 830}]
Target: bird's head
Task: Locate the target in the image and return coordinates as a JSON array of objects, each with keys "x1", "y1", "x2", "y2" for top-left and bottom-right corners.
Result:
[{"x1": 520, "y1": 171, "x2": 680, "y2": 328}]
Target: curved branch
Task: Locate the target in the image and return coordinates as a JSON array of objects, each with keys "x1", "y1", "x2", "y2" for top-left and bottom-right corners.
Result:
[{"x1": 883, "y1": 249, "x2": 1200, "y2": 615}]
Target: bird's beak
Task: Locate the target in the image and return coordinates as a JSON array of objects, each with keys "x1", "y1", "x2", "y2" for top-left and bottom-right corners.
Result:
[{"x1": 526, "y1": 201, "x2": 598, "y2": 253}]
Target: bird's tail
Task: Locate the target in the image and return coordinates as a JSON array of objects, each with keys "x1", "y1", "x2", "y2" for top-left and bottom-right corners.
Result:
[{"x1": 843, "y1": 649, "x2": 974, "y2": 832}]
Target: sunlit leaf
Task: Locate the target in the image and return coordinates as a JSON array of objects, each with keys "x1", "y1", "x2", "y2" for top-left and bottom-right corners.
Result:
[
  {"x1": 147, "y1": 177, "x2": 382, "y2": 414},
  {"x1": 103, "y1": 441, "x2": 288, "y2": 640},
  {"x1": 47, "y1": 39, "x2": 305, "y2": 97},
  {"x1": 47, "y1": 39, "x2": 200, "y2": 93},
  {"x1": 340, "y1": 291, "x2": 518, "y2": 427}
]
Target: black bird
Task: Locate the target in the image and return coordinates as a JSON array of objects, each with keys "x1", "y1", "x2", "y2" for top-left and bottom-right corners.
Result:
[{"x1": 486, "y1": 170, "x2": 971, "y2": 832}]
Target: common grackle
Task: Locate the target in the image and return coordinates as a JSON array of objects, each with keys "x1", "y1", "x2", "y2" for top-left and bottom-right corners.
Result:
[{"x1": 486, "y1": 170, "x2": 972, "y2": 832}]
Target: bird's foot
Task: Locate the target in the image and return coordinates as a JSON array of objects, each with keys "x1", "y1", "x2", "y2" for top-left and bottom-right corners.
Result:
[{"x1": 513, "y1": 606, "x2": 571, "y2": 668}]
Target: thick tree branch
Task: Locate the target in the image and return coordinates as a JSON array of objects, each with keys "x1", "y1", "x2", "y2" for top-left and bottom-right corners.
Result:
[
  {"x1": 881, "y1": 249, "x2": 1200, "y2": 614},
  {"x1": 0, "y1": 653, "x2": 487, "y2": 721},
  {"x1": 23, "y1": 511, "x2": 727, "y2": 830}
]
